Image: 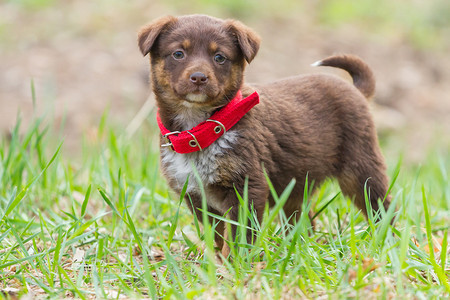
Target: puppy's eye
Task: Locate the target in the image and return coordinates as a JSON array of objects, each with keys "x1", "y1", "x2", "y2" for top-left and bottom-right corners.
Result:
[
  {"x1": 214, "y1": 54, "x2": 227, "y2": 64},
  {"x1": 172, "y1": 51, "x2": 185, "y2": 60}
]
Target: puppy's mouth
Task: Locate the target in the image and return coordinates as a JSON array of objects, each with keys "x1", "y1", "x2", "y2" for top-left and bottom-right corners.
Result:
[
  {"x1": 181, "y1": 89, "x2": 221, "y2": 106},
  {"x1": 174, "y1": 81, "x2": 221, "y2": 106},
  {"x1": 185, "y1": 92, "x2": 208, "y2": 103}
]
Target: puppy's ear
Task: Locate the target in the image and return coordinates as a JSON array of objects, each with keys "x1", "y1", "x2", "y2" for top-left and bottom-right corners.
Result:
[
  {"x1": 138, "y1": 16, "x2": 176, "y2": 56},
  {"x1": 224, "y1": 20, "x2": 261, "y2": 63}
]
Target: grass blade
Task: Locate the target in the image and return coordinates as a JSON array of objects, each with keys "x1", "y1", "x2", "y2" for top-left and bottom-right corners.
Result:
[
  {"x1": 81, "y1": 184, "x2": 92, "y2": 217},
  {"x1": 422, "y1": 186, "x2": 450, "y2": 292},
  {"x1": 312, "y1": 192, "x2": 340, "y2": 220},
  {"x1": 167, "y1": 178, "x2": 189, "y2": 248},
  {"x1": 1, "y1": 142, "x2": 62, "y2": 222}
]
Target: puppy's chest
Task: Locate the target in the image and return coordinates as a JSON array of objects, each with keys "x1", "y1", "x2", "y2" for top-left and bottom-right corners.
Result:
[{"x1": 160, "y1": 130, "x2": 240, "y2": 192}]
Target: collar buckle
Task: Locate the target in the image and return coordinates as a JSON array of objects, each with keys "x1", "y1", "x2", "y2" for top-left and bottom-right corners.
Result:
[{"x1": 161, "y1": 131, "x2": 180, "y2": 151}]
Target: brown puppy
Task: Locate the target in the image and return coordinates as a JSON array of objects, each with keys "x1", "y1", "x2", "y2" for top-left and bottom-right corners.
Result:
[{"x1": 138, "y1": 15, "x2": 391, "y2": 251}]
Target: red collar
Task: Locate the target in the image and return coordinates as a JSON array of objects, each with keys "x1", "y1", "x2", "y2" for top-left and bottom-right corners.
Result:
[{"x1": 157, "y1": 91, "x2": 259, "y2": 154}]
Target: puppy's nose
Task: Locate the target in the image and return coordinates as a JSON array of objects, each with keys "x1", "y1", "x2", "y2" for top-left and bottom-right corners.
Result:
[{"x1": 189, "y1": 72, "x2": 208, "y2": 85}]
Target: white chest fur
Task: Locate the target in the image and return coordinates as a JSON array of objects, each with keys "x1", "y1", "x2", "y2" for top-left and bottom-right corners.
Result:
[{"x1": 160, "y1": 130, "x2": 239, "y2": 193}]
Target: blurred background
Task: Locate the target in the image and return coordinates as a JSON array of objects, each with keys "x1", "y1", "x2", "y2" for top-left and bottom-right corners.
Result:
[{"x1": 1, "y1": 0, "x2": 449, "y2": 162}]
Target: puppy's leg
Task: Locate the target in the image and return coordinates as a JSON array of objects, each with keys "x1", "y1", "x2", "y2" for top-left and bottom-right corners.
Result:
[
  {"x1": 209, "y1": 209, "x2": 226, "y2": 250},
  {"x1": 184, "y1": 194, "x2": 226, "y2": 251},
  {"x1": 221, "y1": 179, "x2": 269, "y2": 247},
  {"x1": 283, "y1": 198, "x2": 302, "y2": 224},
  {"x1": 283, "y1": 182, "x2": 318, "y2": 227},
  {"x1": 337, "y1": 150, "x2": 391, "y2": 217}
]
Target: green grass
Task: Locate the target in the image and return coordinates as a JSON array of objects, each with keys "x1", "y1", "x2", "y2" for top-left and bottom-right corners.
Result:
[{"x1": 0, "y1": 104, "x2": 449, "y2": 299}]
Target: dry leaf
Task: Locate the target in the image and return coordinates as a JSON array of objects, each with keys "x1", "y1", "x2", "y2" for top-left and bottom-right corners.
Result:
[
  {"x1": 424, "y1": 237, "x2": 443, "y2": 254},
  {"x1": 362, "y1": 257, "x2": 379, "y2": 273},
  {"x1": 71, "y1": 248, "x2": 85, "y2": 270}
]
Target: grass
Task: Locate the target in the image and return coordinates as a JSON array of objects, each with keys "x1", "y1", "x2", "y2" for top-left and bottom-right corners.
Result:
[{"x1": 0, "y1": 100, "x2": 449, "y2": 299}]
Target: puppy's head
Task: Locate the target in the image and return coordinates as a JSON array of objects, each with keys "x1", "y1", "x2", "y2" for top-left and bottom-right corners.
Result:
[{"x1": 138, "y1": 15, "x2": 260, "y2": 109}]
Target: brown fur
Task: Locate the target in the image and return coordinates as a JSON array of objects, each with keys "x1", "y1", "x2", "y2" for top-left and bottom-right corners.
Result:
[{"x1": 138, "y1": 15, "x2": 391, "y2": 253}]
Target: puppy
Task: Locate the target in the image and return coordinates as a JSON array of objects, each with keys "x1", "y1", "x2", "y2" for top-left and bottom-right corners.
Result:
[{"x1": 138, "y1": 15, "x2": 391, "y2": 252}]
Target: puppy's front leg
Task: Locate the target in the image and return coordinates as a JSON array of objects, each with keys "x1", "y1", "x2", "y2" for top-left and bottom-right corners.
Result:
[
  {"x1": 221, "y1": 179, "x2": 269, "y2": 249},
  {"x1": 183, "y1": 193, "x2": 226, "y2": 251}
]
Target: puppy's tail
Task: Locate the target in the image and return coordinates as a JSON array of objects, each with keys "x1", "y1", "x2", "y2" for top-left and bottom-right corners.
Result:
[{"x1": 312, "y1": 55, "x2": 375, "y2": 99}]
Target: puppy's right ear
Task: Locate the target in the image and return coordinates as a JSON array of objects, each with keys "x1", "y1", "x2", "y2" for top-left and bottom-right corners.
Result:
[{"x1": 138, "y1": 16, "x2": 176, "y2": 56}]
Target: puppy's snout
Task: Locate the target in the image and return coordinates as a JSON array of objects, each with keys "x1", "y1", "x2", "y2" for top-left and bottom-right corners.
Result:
[{"x1": 190, "y1": 72, "x2": 208, "y2": 85}]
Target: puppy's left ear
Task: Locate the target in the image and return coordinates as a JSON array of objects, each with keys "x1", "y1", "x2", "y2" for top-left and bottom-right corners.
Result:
[
  {"x1": 138, "y1": 15, "x2": 177, "y2": 56},
  {"x1": 225, "y1": 20, "x2": 261, "y2": 63}
]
